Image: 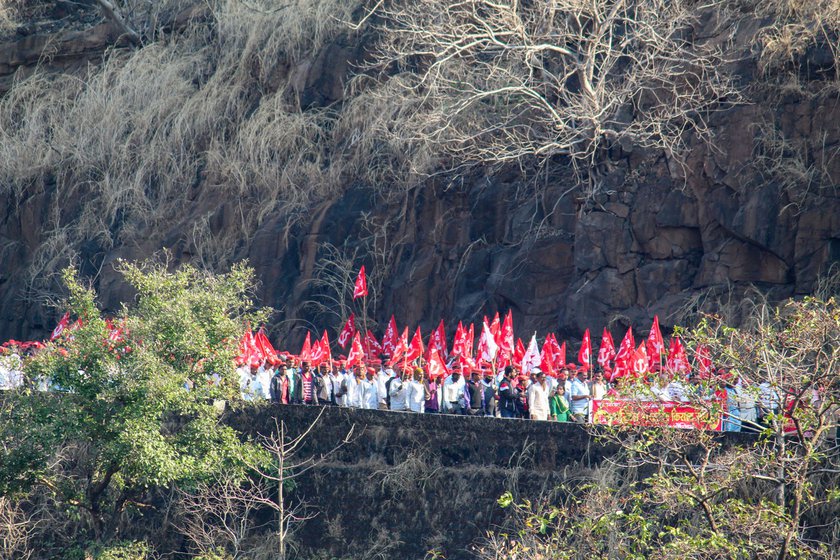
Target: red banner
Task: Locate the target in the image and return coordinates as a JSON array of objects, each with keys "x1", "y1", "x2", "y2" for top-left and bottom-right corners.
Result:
[{"x1": 591, "y1": 399, "x2": 724, "y2": 431}]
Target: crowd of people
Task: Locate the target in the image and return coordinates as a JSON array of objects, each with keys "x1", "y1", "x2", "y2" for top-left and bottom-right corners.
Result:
[{"x1": 234, "y1": 354, "x2": 785, "y2": 432}]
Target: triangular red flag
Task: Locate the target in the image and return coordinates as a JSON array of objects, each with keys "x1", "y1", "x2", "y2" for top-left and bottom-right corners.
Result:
[
  {"x1": 364, "y1": 330, "x2": 382, "y2": 360},
  {"x1": 427, "y1": 319, "x2": 447, "y2": 360},
  {"x1": 428, "y1": 348, "x2": 449, "y2": 379},
  {"x1": 647, "y1": 315, "x2": 665, "y2": 357},
  {"x1": 389, "y1": 327, "x2": 411, "y2": 365},
  {"x1": 489, "y1": 312, "x2": 501, "y2": 344},
  {"x1": 695, "y1": 344, "x2": 713, "y2": 379},
  {"x1": 615, "y1": 327, "x2": 635, "y2": 366},
  {"x1": 337, "y1": 314, "x2": 356, "y2": 349},
  {"x1": 309, "y1": 338, "x2": 325, "y2": 366},
  {"x1": 51, "y1": 312, "x2": 71, "y2": 341},
  {"x1": 540, "y1": 336, "x2": 555, "y2": 375},
  {"x1": 353, "y1": 266, "x2": 368, "y2": 299},
  {"x1": 299, "y1": 332, "x2": 312, "y2": 361},
  {"x1": 451, "y1": 322, "x2": 466, "y2": 357},
  {"x1": 577, "y1": 328, "x2": 592, "y2": 371},
  {"x1": 405, "y1": 326, "x2": 424, "y2": 362},
  {"x1": 598, "y1": 328, "x2": 615, "y2": 373},
  {"x1": 513, "y1": 338, "x2": 526, "y2": 369},
  {"x1": 320, "y1": 330, "x2": 332, "y2": 366},
  {"x1": 632, "y1": 343, "x2": 649, "y2": 377},
  {"x1": 498, "y1": 311, "x2": 514, "y2": 366},
  {"x1": 347, "y1": 332, "x2": 365, "y2": 366},
  {"x1": 555, "y1": 339, "x2": 567, "y2": 370},
  {"x1": 381, "y1": 316, "x2": 399, "y2": 357},
  {"x1": 666, "y1": 337, "x2": 691, "y2": 376}
]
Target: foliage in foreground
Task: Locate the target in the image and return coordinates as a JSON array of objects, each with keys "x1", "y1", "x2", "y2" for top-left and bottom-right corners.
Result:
[
  {"x1": 0, "y1": 260, "x2": 268, "y2": 555},
  {"x1": 480, "y1": 296, "x2": 840, "y2": 560}
]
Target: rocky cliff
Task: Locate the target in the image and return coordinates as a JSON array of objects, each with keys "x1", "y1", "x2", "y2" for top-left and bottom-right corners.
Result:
[{"x1": 0, "y1": 0, "x2": 838, "y2": 346}]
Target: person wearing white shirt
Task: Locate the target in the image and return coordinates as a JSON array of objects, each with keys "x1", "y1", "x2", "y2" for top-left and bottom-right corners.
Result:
[
  {"x1": 569, "y1": 369, "x2": 591, "y2": 422},
  {"x1": 527, "y1": 370, "x2": 550, "y2": 421},
  {"x1": 442, "y1": 370, "x2": 466, "y2": 414},
  {"x1": 362, "y1": 368, "x2": 380, "y2": 410},
  {"x1": 343, "y1": 367, "x2": 365, "y2": 408},
  {"x1": 388, "y1": 370, "x2": 408, "y2": 412},
  {"x1": 256, "y1": 365, "x2": 272, "y2": 400},
  {"x1": 405, "y1": 370, "x2": 427, "y2": 413},
  {"x1": 377, "y1": 365, "x2": 394, "y2": 409},
  {"x1": 758, "y1": 380, "x2": 780, "y2": 426}
]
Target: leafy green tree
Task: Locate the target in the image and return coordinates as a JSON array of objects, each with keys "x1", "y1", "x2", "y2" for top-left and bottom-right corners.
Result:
[
  {"x1": 480, "y1": 295, "x2": 840, "y2": 560},
  {"x1": 0, "y1": 260, "x2": 268, "y2": 551}
]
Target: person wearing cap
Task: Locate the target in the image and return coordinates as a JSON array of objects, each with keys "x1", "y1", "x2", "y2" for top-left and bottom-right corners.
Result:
[
  {"x1": 569, "y1": 367, "x2": 591, "y2": 422},
  {"x1": 442, "y1": 368, "x2": 466, "y2": 415},
  {"x1": 527, "y1": 369, "x2": 550, "y2": 421},
  {"x1": 388, "y1": 367, "x2": 408, "y2": 412},
  {"x1": 362, "y1": 367, "x2": 379, "y2": 409},
  {"x1": 467, "y1": 370, "x2": 485, "y2": 416},
  {"x1": 498, "y1": 366, "x2": 519, "y2": 419},
  {"x1": 424, "y1": 370, "x2": 441, "y2": 413},
  {"x1": 377, "y1": 360, "x2": 395, "y2": 410},
  {"x1": 405, "y1": 368, "x2": 427, "y2": 413},
  {"x1": 341, "y1": 365, "x2": 364, "y2": 408}
]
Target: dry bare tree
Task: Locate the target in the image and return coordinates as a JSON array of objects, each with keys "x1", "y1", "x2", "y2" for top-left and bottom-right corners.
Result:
[
  {"x1": 364, "y1": 0, "x2": 740, "y2": 196},
  {"x1": 176, "y1": 409, "x2": 355, "y2": 560}
]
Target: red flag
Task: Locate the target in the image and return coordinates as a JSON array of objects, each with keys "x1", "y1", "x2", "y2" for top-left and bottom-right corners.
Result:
[
  {"x1": 695, "y1": 344, "x2": 713, "y2": 378},
  {"x1": 615, "y1": 327, "x2": 635, "y2": 366},
  {"x1": 381, "y1": 316, "x2": 399, "y2": 356},
  {"x1": 647, "y1": 315, "x2": 665, "y2": 357},
  {"x1": 451, "y1": 322, "x2": 466, "y2": 357},
  {"x1": 513, "y1": 338, "x2": 525, "y2": 365},
  {"x1": 540, "y1": 337, "x2": 555, "y2": 375},
  {"x1": 50, "y1": 312, "x2": 70, "y2": 341},
  {"x1": 337, "y1": 314, "x2": 356, "y2": 349},
  {"x1": 405, "y1": 326, "x2": 424, "y2": 362},
  {"x1": 498, "y1": 311, "x2": 515, "y2": 366},
  {"x1": 347, "y1": 332, "x2": 365, "y2": 366},
  {"x1": 632, "y1": 344, "x2": 649, "y2": 376},
  {"x1": 666, "y1": 337, "x2": 690, "y2": 375},
  {"x1": 389, "y1": 327, "x2": 410, "y2": 365},
  {"x1": 577, "y1": 328, "x2": 592, "y2": 371},
  {"x1": 554, "y1": 339, "x2": 567, "y2": 370},
  {"x1": 353, "y1": 266, "x2": 368, "y2": 299},
  {"x1": 598, "y1": 328, "x2": 615, "y2": 373},
  {"x1": 364, "y1": 331, "x2": 382, "y2": 360},
  {"x1": 427, "y1": 319, "x2": 447, "y2": 360},
  {"x1": 309, "y1": 338, "x2": 325, "y2": 366},
  {"x1": 320, "y1": 330, "x2": 332, "y2": 366},
  {"x1": 428, "y1": 348, "x2": 449, "y2": 379},
  {"x1": 299, "y1": 332, "x2": 312, "y2": 361},
  {"x1": 256, "y1": 329, "x2": 278, "y2": 364},
  {"x1": 466, "y1": 323, "x2": 475, "y2": 359}
]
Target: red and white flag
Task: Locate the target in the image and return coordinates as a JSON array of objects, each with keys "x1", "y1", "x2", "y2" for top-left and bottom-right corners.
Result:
[
  {"x1": 632, "y1": 344, "x2": 649, "y2": 376},
  {"x1": 451, "y1": 322, "x2": 466, "y2": 357},
  {"x1": 337, "y1": 314, "x2": 356, "y2": 348},
  {"x1": 598, "y1": 328, "x2": 615, "y2": 373},
  {"x1": 615, "y1": 327, "x2": 635, "y2": 366},
  {"x1": 666, "y1": 337, "x2": 690, "y2": 375},
  {"x1": 646, "y1": 315, "x2": 665, "y2": 370},
  {"x1": 498, "y1": 311, "x2": 515, "y2": 366},
  {"x1": 513, "y1": 338, "x2": 525, "y2": 368},
  {"x1": 352, "y1": 266, "x2": 368, "y2": 299},
  {"x1": 381, "y1": 316, "x2": 399, "y2": 356},
  {"x1": 477, "y1": 320, "x2": 499, "y2": 362},
  {"x1": 428, "y1": 348, "x2": 449, "y2": 379},
  {"x1": 50, "y1": 312, "x2": 70, "y2": 341},
  {"x1": 347, "y1": 332, "x2": 365, "y2": 366},
  {"x1": 364, "y1": 330, "x2": 382, "y2": 359},
  {"x1": 309, "y1": 339, "x2": 326, "y2": 365},
  {"x1": 389, "y1": 327, "x2": 410, "y2": 365},
  {"x1": 540, "y1": 336, "x2": 555, "y2": 375},
  {"x1": 522, "y1": 334, "x2": 541, "y2": 374},
  {"x1": 695, "y1": 344, "x2": 713, "y2": 378},
  {"x1": 427, "y1": 319, "x2": 447, "y2": 360},
  {"x1": 577, "y1": 328, "x2": 592, "y2": 371},
  {"x1": 320, "y1": 330, "x2": 332, "y2": 366},
  {"x1": 554, "y1": 338, "x2": 567, "y2": 370},
  {"x1": 489, "y1": 312, "x2": 501, "y2": 345}
]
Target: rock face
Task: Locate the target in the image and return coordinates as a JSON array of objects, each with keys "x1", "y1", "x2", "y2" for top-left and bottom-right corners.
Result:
[
  {"x1": 0, "y1": 4, "x2": 839, "y2": 347},
  {"x1": 225, "y1": 404, "x2": 753, "y2": 560}
]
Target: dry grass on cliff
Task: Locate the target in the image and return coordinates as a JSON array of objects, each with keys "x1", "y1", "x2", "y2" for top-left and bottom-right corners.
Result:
[{"x1": 0, "y1": 0, "x2": 424, "y2": 299}]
